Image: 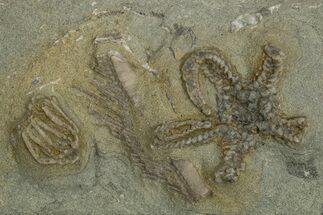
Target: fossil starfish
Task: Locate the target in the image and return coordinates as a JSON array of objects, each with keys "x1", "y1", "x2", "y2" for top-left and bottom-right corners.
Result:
[{"x1": 153, "y1": 44, "x2": 307, "y2": 183}]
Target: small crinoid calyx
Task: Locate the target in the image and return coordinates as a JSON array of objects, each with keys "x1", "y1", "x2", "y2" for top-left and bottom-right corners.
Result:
[{"x1": 19, "y1": 95, "x2": 80, "y2": 165}]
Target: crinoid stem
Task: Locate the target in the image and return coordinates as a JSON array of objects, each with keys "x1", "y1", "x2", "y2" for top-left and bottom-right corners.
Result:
[{"x1": 108, "y1": 50, "x2": 139, "y2": 105}]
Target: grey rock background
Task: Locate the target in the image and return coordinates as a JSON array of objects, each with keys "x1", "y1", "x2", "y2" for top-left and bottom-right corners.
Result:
[{"x1": 0, "y1": 0, "x2": 322, "y2": 214}]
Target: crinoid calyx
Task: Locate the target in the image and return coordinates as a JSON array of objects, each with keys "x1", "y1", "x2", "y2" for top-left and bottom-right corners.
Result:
[
  {"x1": 12, "y1": 94, "x2": 89, "y2": 176},
  {"x1": 21, "y1": 96, "x2": 79, "y2": 165}
]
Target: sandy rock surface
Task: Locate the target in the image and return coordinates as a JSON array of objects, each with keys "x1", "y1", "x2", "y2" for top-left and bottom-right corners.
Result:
[{"x1": 0, "y1": 0, "x2": 322, "y2": 214}]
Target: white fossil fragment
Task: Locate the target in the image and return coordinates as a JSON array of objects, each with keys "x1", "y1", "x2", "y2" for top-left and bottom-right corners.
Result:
[
  {"x1": 229, "y1": 4, "x2": 281, "y2": 33},
  {"x1": 230, "y1": 13, "x2": 263, "y2": 33},
  {"x1": 173, "y1": 160, "x2": 212, "y2": 198},
  {"x1": 109, "y1": 50, "x2": 139, "y2": 104}
]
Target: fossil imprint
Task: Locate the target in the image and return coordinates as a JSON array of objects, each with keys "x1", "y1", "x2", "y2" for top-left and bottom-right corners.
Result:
[{"x1": 153, "y1": 44, "x2": 307, "y2": 183}]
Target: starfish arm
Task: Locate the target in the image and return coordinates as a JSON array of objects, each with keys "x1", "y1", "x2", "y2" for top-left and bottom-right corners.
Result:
[
  {"x1": 181, "y1": 48, "x2": 242, "y2": 118},
  {"x1": 153, "y1": 119, "x2": 218, "y2": 149},
  {"x1": 248, "y1": 44, "x2": 286, "y2": 120},
  {"x1": 254, "y1": 44, "x2": 286, "y2": 89},
  {"x1": 214, "y1": 144, "x2": 247, "y2": 183},
  {"x1": 265, "y1": 115, "x2": 307, "y2": 144},
  {"x1": 214, "y1": 128, "x2": 256, "y2": 183}
]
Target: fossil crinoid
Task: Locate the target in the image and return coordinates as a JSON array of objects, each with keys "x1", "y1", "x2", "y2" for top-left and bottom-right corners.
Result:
[
  {"x1": 20, "y1": 96, "x2": 80, "y2": 165},
  {"x1": 12, "y1": 94, "x2": 89, "y2": 176}
]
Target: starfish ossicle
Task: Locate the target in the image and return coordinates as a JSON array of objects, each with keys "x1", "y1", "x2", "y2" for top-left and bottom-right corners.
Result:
[{"x1": 153, "y1": 44, "x2": 307, "y2": 183}]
